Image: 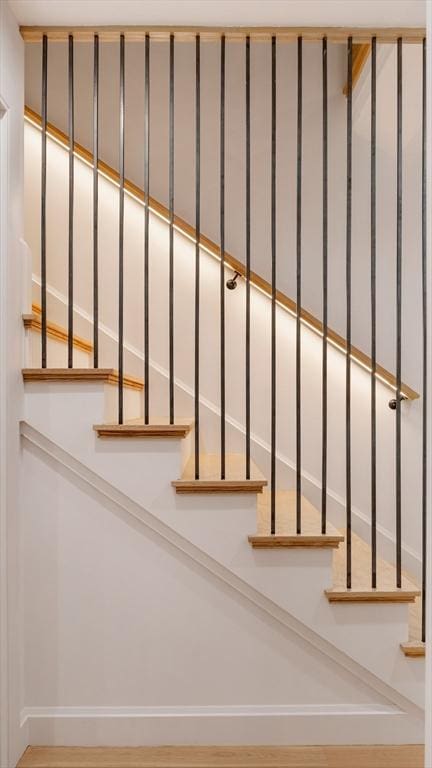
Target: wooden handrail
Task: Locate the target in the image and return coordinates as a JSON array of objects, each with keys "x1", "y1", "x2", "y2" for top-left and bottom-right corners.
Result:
[
  {"x1": 20, "y1": 26, "x2": 426, "y2": 44},
  {"x1": 24, "y1": 105, "x2": 419, "y2": 400}
]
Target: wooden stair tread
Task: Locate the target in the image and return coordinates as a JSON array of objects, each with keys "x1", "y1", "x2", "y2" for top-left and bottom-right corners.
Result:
[
  {"x1": 400, "y1": 640, "x2": 425, "y2": 657},
  {"x1": 248, "y1": 534, "x2": 343, "y2": 548},
  {"x1": 94, "y1": 421, "x2": 192, "y2": 438},
  {"x1": 249, "y1": 490, "x2": 343, "y2": 547},
  {"x1": 22, "y1": 368, "x2": 144, "y2": 391},
  {"x1": 172, "y1": 453, "x2": 267, "y2": 493},
  {"x1": 331, "y1": 531, "x2": 420, "y2": 600},
  {"x1": 23, "y1": 304, "x2": 93, "y2": 353},
  {"x1": 325, "y1": 587, "x2": 420, "y2": 603}
]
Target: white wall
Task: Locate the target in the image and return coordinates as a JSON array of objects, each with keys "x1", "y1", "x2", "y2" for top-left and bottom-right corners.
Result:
[
  {"x1": 7, "y1": 0, "x2": 427, "y2": 27},
  {"x1": 0, "y1": 2, "x2": 27, "y2": 766},
  {"x1": 425, "y1": 3, "x2": 432, "y2": 766}
]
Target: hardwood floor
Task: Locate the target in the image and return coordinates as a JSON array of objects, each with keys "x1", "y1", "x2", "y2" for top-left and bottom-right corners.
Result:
[{"x1": 17, "y1": 745, "x2": 425, "y2": 768}]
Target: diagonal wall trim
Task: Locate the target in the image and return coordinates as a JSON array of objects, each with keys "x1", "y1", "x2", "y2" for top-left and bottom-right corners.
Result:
[{"x1": 20, "y1": 421, "x2": 423, "y2": 717}]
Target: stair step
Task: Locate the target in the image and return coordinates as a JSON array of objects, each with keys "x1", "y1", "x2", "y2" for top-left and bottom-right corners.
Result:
[
  {"x1": 331, "y1": 531, "x2": 421, "y2": 604},
  {"x1": 248, "y1": 490, "x2": 343, "y2": 548},
  {"x1": 172, "y1": 453, "x2": 267, "y2": 494},
  {"x1": 325, "y1": 587, "x2": 420, "y2": 603},
  {"x1": 22, "y1": 368, "x2": 144, "y2": 391},
  {"x1": 94, "y1": 421, "x2": 192, "y2": 438},
  {"x1": 23, "y1": 307, "x2": 93, "y2": 353},
  {"x1": 400, "y1": 640, "x2": 425, "y2": 657},
  {"x1": 248, "y1": 533, "x2": 343, "y2": 548}
]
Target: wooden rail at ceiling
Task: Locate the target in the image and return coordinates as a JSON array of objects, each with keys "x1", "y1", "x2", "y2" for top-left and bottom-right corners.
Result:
[
  {"x1": 24, "y1": 105, "x2": 419, "y2": 401},
  {"x1": 20, "y1": 26, "x2": 426, "y2": 43}
]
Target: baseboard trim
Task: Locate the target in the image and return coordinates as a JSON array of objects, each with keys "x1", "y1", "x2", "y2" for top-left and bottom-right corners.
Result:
[{"x1": 20, "y1": 704, "x2": 423, "y2": 746}]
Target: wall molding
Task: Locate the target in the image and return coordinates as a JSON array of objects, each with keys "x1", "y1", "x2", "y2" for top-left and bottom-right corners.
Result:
[
  {"x1": 20, "y1": 703, "x2": 423, "y2": 747},
  {"x1": 20, "y1": 421, "x2": 423, "y2": 717}
]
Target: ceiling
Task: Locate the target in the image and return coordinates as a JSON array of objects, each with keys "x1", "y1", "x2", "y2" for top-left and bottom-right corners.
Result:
[{"x1": 7, "y1": 0, "x2": 426, "y2": 27}]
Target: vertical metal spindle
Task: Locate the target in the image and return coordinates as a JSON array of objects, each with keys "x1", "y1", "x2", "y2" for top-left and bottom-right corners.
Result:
[
  {"x1": 321, "y1": 36, "x2": 328, "y2": 534},
  {"x1": 220, "y1": 35, "x2": 226, "y2": 479},
  {"x1": 346, "y1": 37, "x2": 353, "y2": 589},
  {"x1": 68, "y1": 34, "x2": 74, "y2": 368},
  {"x1": 396, "y1": 37, "x2": 403, "y2": 588},
  {"x1": 421, "y1": 36, "x2": 427, "y2": 642},
  {"x1": 194, "y1": 35, "x2": 201, "y2": 479},
  {"x1": 118, "y1": 34, "x2": 125, "y2": 424},
  {"x1": 169, "y1": 34, "x2": 175, "y2": 423},
  {"x1": 93, "y1": 34, "x2": 99, "y2": 368},
  {"x1": 296, "y1": 36, "x2": 303, "y2": 534},
  {"x1": 245, "y1": 35, "x2": 251, "y2": 480},
  {"x1": 270, "y1": 36, "x2": 277, "y2": 535},
  {"x1": 370, "y1": 37, "x2": 377, "y2": 588},
  {"x1": 41, "y1": 34, "x2": 48, "y2": 368},
  {"x1": 144, "y1": 34, "x2": 150, "y2": 424}
]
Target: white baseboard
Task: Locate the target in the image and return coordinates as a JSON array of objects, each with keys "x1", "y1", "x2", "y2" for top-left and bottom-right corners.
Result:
[{"x1": 21, "y1": 704, "x2": 424, "y2": 746}]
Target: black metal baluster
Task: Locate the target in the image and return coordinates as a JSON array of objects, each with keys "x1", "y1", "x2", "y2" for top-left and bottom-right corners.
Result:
[
  {"x1": 169, "y1": 34, "x2": 175, "y2": 423},
  {"x1": 346, "y1": 37, "x2": 353, "y2": 589},
  {"x1": 220, "y1": 35, "x2": 226, "y2": 479},
  {"x1": 245, "y1": 35, "x2": 251, "y2": 480},
  {"x1": 396, "y1": 37, "x2": 403, "y2": 588},
  {"x1": 296, "y1": 36, "x2": 303, "y2": 534},
  {"x1": 321, "y1": 36, "x2": 328, "y2": 534},
  {"x1": 371, "y1": 37, "x2": 377, "y2": 588},
  {"x1": 93, "y1": 34, "x2": 99, "y2": 368},
  {"x1": 68, "y1": 34, "x2": 74, "y2": 368},
  {"x1": 41, "y1": 34, "x2": 48, "y2": 368},
  {"x1": 421, "y1": 36, "x2": 427, "y2": 642},
  {"x1": 270, "y1": 36, "x2": 276, "y2": 535},
  {"x1": 195, "y1": 34, "x2": 201, "y2": 479},
  {"x1": 144, "y1": 33, "x2": 150, "y2": 424},
  {"x1": 118, "y1": 34, "x2": 125, "y2": 424}
]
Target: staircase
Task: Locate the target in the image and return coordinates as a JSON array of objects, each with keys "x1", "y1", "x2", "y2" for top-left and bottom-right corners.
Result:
[{"x1": 19, "y1": 26, "x2": 427, "y2": 748}]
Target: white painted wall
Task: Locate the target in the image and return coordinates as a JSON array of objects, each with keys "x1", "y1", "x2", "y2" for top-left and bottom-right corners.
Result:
[
  {"x1": 7, "y1": 0, "x2": 427, "y2": 27},
  {"x1": 425, "y1": 3, "x2": 432, "y2": 766},
  {"x1": 0, "y1": 2, "x2": 27, "y2": 766},
  {"x1": 23, "y1": 118, "x2": 424, "y2": 583}
]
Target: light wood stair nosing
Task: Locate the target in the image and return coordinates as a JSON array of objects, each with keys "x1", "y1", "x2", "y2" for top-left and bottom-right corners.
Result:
[
  {"x1": 248, "y1": 533, "x2": 344, "y2": 549},
  {"x1": 400, "y1": 641, "x2": 426, "y2": 658},
  {"x1": 325, "y1": 587, "x2": 421, "y2": 604},
  {"x1": 94, "y1": 423, "x2": 192, "y2": 438},
  {"x1": 23, "y1": 305, "x2": 93, "y2": 354},
  {"x1": 22, "y1": 368, "x2": 144, "y2": 391},
  {"x1": 172, "y1": 479, "x2": 267, "y2": 494}
]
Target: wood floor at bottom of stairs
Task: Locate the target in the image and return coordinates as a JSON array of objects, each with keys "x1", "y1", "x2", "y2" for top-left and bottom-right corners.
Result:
[{"x1": 17, "y1": 745, "x2": 424, "y2": 768}]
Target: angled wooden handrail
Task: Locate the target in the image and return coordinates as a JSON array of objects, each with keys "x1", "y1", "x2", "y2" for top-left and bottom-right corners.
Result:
[
  {"x1": 20, "y1": 26, "x2": 426, "y2": 43},
  {"x1": 24, "y1": 105, "x2": 419, "y2": 400}
]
